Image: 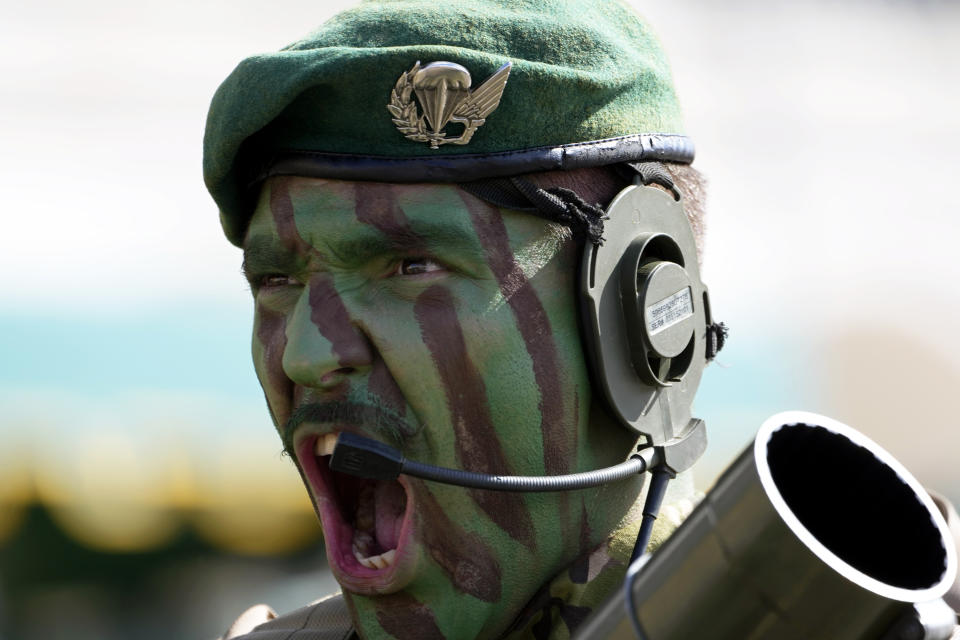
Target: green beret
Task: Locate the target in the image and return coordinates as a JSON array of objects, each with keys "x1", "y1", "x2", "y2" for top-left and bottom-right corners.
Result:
[{"x1": 204, "y1": 0, "x2": 693, "y2": 246}]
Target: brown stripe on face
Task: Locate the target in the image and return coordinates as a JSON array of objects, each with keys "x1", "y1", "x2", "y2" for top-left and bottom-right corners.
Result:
[
  {"x1": 255, "y1": 301, "x2": 291, "y2": 425},
  {"x1": 375, "y1": 593, "x2": 447, "y2": 640},
  {"x1": 269, "y1": 176, "x2": 321, "y2": 258},
  {"x1": 354, "y1": 183, "x2": 427, "y2": 253},
  {"x1": 556, "y1": 390, "x2": 582, "y2": 553},
  {"x1": 415, "y1": 480, "x2": 502, "y2": 602},
  {"x1": 414, "y1": 285, "x2": 536, "y2": 551},
  {"x1": 458, "y1": 193, "x2": 571, "y2": 475},
  {"x1": 307, "y1": 274, "x2": 372, "y2": 370},
  {"x1": 367, "y1": 360, "x2": 406, "y2": 417},
  {"x1": 353, "y1": 183, "x2": 415, "y2": 417}
]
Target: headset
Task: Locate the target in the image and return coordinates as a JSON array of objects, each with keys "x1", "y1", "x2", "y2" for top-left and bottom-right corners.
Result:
[
  {"x1": 329, "y1": 166, "x2": 717, "y2": 557},
  {"x1": 580, "y1": 172, "x2": 713, "y2": 475}
]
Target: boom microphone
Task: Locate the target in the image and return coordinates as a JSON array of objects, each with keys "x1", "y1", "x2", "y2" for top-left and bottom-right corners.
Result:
[
  {"x1": 329, "y1": 431, "x2": 681, "y2": 562},
  {"x1": 328, "y1": 431, "x2": 657, "y2": 492}
]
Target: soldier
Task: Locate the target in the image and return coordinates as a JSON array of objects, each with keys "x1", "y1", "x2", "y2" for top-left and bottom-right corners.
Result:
[{"x1": 203, "y1": 1, "x2": 716, "y2": 638}]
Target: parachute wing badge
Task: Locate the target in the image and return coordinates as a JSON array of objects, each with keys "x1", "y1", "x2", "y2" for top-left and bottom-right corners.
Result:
[
  {"x1": 388, "y1": 61, "x2": 512, "y2": 149},
  {"x1": 449, "y1": 62, "x2": 512, "y2": 146}
]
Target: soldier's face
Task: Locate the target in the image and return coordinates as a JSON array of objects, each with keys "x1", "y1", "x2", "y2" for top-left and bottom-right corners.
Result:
[{"x1": 244, "y1": 177, "x2": 631, "y2": 638}]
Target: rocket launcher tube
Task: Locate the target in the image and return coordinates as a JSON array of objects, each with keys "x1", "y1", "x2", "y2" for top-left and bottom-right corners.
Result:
[{"x1": 577, "y1": 411, "x2": 958, "y2": 640}]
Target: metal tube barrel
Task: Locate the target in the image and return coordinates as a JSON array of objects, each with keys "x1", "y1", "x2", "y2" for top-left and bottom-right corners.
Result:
[{"x1": 577, "y1": 411, "x2": 958, "y2": 640}]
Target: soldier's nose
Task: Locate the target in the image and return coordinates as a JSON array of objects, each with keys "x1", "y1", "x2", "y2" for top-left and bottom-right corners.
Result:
[{"x1": 282, "y1": 277, "x2": 374, "y2": 390}]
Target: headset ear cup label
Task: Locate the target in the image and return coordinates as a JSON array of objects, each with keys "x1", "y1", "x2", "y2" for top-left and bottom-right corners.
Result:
[{"x1": 647, "y1": 288, "x2": 693, "y2": 335}]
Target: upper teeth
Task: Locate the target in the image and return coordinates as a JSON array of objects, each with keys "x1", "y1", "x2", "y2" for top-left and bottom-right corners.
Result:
[{"x1": 314, "y1": 433, "x2": 339, "y2": 456}]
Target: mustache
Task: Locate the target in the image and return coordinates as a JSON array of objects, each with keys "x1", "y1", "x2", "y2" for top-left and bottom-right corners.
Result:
[{"x1": 283, "y1": 400, "x2": 409, "y2": 452}]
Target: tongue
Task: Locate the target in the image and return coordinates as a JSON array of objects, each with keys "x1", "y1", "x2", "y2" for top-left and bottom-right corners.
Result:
[{"x1": 374, "y1": 480, "x2": 407, "y2": 550}]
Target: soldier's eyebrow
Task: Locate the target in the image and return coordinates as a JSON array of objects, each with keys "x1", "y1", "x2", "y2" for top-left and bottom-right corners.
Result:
[
  {"x1": 392, "y1": 219, "x2": 483, "y2": 255},
  {"x1": 242, "y1": 219, "x2": 486, "y2": 278},
  {"x1": 332, "y1": 219, "x2": 485, "y2": 263},
  {"x1": 241, "y1": 236, "x2": 301, "y2": 282}
]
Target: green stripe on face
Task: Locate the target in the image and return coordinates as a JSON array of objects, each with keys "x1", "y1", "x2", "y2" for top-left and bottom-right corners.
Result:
[
  {"x1": 414, "y1": 283, "x2": 537, "y2": 551},
  {"x1": 252, "y1": 301, "x2": 291, "y2": 427},
  {"x1": 459, "y1": 192, "x2": 572, "y2": 475},
  {"x1": 414, "y1": 479, "x2": 503, "y2": 602}
]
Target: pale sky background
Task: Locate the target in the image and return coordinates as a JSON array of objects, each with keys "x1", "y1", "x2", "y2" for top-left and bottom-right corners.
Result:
[{"x1": 2, "y1": 0, "x2": 959, "y2": 536}]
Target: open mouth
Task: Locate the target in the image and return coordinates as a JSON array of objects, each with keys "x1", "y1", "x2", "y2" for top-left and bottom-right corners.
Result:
[{"x1": 296, "y1": 432, "x2": 416, "y2": 592}]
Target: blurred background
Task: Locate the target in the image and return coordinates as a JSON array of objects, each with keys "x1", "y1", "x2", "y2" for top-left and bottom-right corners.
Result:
[{"x1": 1, "y1": 0, "x2": 958, "y2": 637}]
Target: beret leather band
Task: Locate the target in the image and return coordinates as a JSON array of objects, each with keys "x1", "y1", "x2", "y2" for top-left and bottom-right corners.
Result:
[{"x1": 256, "y1": 134, "x2": 695, "y2": 186}]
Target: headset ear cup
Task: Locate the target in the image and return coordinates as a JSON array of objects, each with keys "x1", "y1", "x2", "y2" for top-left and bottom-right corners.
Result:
[{"x1": 580, "y1": 185, "x2": 710, "y2": 446}]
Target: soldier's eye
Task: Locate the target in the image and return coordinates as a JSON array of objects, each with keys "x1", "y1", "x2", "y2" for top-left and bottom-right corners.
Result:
[
  {"x1": 259, "y1": 274, "x2": 298, "y2": 288},
  {"x1": 395, "y1": 258, "x2": 444, "y2": 276}
]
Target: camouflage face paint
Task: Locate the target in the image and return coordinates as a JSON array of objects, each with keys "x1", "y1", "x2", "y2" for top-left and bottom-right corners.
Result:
[
  {"x1": 253, "y1": 303, "x2": 290, "y2": 427},
  {"x1": 244, "y1": 177, "x2": 643, "y2": 639},
  {"x1": 375, "y1": 593, "x2": 447, "y2": 640},
  {"x1": 458, "y1": 193, "x2": 570, "y2": 475},
  {"x1": 414, "y1": 284, "x2": 536, "y2": 551},
  {"x1": 413, "y1": 478, "x2": 502, "y2": 603}
]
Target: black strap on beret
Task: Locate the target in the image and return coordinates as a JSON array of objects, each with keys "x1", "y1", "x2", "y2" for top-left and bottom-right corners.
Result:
[
  {"x1": 461, "y1": 161, "x2": 684, "y2": 246},
  {"x1": 460, "y1": 177, "x2": 608, "y2": 245},
  {"x1": 619, "y1": 161, "x2": 680, "y2": 200}
]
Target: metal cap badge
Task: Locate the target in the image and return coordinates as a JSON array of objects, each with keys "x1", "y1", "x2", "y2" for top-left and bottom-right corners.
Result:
[{"x1": 388, "y1": 61, "x2": 511, "y2": 148}]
